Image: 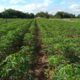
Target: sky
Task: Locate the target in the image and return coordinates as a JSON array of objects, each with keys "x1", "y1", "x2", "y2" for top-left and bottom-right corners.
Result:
[{"x1": 0, "y1": 0, "x2": 80, "y2": 15}]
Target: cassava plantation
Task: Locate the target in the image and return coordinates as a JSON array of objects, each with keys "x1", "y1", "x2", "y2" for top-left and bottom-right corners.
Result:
[{"x1": 0, "y1": 18, "x2": 80, "y2": 80}]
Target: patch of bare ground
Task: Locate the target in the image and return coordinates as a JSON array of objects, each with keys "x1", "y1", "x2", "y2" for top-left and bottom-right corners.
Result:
[{"x1": 30, "y1": 20, "x2": 49, "y2": 80}]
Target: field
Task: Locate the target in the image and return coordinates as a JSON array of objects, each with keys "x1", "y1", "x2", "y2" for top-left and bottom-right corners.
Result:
[{"x1": 0, "y1": 18, "x2": 80, "y2": 80}]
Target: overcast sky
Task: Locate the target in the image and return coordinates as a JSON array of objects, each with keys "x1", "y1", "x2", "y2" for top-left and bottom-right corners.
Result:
[{"x1": 0, "y1": 0, "x2": 80, "y2": 15}]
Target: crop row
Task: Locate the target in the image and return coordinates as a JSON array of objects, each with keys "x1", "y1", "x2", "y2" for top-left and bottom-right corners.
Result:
[
  {"x1": 38, "y1": 19, "x2": 80, "y2": 80},
  {"x1": 0, "y1": 19, "x2": 80, "y2": 80}
]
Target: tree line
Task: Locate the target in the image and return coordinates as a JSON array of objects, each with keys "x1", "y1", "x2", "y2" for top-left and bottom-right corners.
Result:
[
  {"x1": 0, "y1": 9, "x2": 80, "y2": 18},
  {"x1": 0, "y1": 9, "x2": 35, "y2": 18}
]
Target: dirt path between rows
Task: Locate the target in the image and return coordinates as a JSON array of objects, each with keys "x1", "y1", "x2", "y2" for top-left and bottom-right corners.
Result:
[{"x1": 30, "y1": 20, "x2": 49, "y2": 80}]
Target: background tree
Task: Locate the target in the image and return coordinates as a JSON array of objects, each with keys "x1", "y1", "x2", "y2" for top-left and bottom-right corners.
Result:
[
  {"x1": 36, "y1": 12, "x2": 50, "y2": 18},
  {"x1": 54, "y1": 11, "x2": 75, "y2": 18},
  {"x1": 77, "y1": 14, "x2": 80, "y2": 18},
  {"x1": 1, "y1": 9, "x2": 35, "y2": 18},
  {"x1": 0, "y1": 9, "x2": 77, "y2": 19}
]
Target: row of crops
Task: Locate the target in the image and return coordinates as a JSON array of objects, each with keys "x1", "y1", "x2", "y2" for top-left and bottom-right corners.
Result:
[
  {"x1": 38, "y1": 19, "x2": 80, "y2": 80},
  {"x1": 0, "y1": 18, "x2": 80, "y2": 80},
  {"x1": 0, "y1": 19, "x2": 35, "y2": 79}
]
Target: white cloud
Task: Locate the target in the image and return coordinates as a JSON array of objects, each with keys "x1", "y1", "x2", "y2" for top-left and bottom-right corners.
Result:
[
  {"x1": 0, "y1": 0, "x2": 52, "y2": 13},
  {"x1": 23, "y1": 0, "x2": 52, "y2": 13},
  {"x1": 43, "y1": 0, "x2": 52, "y2": 6},
  {"x1": 9, "y1": 0, "x2": 25, "y2": 4},
  {"x1": 67, "y1": 4, "x2": 80, "y2": 15},
  {"x1": 0, "y1": 0, "x2": 26, "y2": 4},
  {"x1": 70, "y1": 4, "x2": 80, "y2": 10},
  {"x1": 9, "y1": 0, "x2": 20, "y2": 4},
  {"x1": 69, "y1": 4, "x2": 80, "y2": 13},
  {"x1": 0, "y1": 6, "x2": 5, "y2": 12},
  {"x1": 50, "y1": 8, "x2": 64, "y2": 15},
  {"x1": 23, "y1": 4, "x2": 37, "y2": 12}
]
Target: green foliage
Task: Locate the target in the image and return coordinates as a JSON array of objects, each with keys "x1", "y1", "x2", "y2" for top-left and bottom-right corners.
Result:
[
  {"x1": 38, "y1": 19, "x2": 80, "y2": 79},
  {"x1": 48, "y1": 55, "x2": 65, "y2": 67},
  {"x1": 36, "y1": 12, "x2": 50, "y2": 18},
  {"x1": 0, "y1": 19, "x2": 32, "y2": 61},
  {"x1": 0, "y1": 52, "x2": 30, "y2": 79},
  {"x1": 54, "y1": 11, "x2": 75, "y2": 18},
  {"x1": 1, "y1": 9, "x2": 35, "y2": 18},
  {"x1": 0, "y1": 19, "x2": 80, "y2": 79},
  {"x1": 0, "y1": 19, "x2": 34, "y2": 79},
  {"x1": 53, "y1": 64, "x2": 80, "y2": 80}
]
